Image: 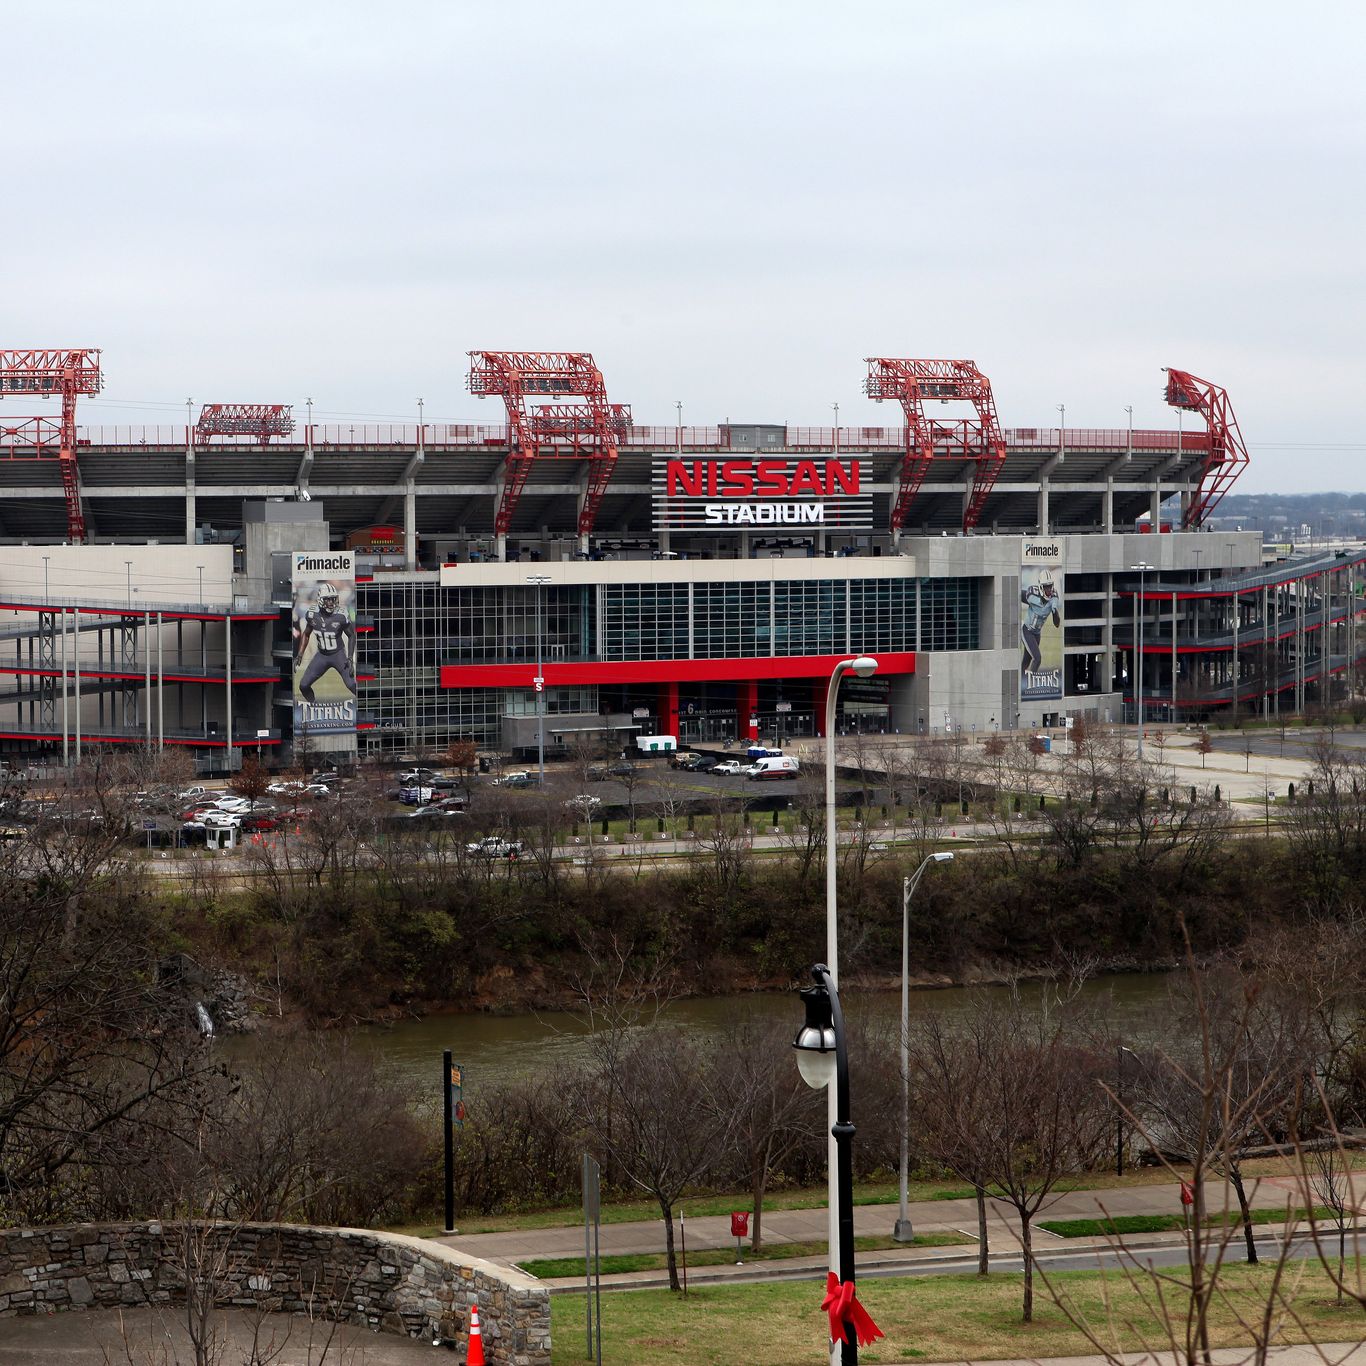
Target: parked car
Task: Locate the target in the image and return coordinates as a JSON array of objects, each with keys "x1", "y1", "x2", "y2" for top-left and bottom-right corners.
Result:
[
  {"x1": 712, "y1": 760, "x2": 745, "y2": 776},
  {"x1": 492, "y1": 771, "x2": 536, "y2": 789},
  {"x1": 607, "y1": 761, "x2": 637, "y2": 777},
  {"x1": 670, "y1": 752, "x2": 708, "y2": 771},
  {"x1": 200, "y1": 811, "x2": 242, "y2": 829},
  {"x1": 399, "y1": 768, "x2": 441, "y2": 785},
  {"x1": 267, "y1": 781, "x2": 307, "y2": 796},
  {"x1": 240, "y1": 813, "x2": 280, "y2": 833},
  {"x1": 178, "y1": 785, "x2": 212, "y2": 802},
  {"x1": 404, "y1": 802, "x2": 468, "y2": 822},
  {"x1": 213, "y1": 796, "x2": 254, "y2": 814},
  {"x1": 465, "y1": 836, "x2": 524, "y2": 859}
]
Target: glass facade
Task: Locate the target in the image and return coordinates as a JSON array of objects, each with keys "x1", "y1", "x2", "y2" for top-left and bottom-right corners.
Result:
[
  {"x1": 356, "y1": 573, "x2": 980, "y2": 751},
  {"x1": 600, "y1": 576, "x2": 949, "y2": 662}
]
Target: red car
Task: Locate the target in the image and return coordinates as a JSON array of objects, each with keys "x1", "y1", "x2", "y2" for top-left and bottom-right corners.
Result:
[{"x1": 240, "y1": 813, "x2": 279, "y2": 833}]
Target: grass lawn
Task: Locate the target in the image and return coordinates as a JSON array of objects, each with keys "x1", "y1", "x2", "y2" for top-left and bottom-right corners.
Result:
[
  {"x1": 550, "y1": 1262, "x2": 1365, "y2": 1365},
  {"x1": 519, "y1": 1231, "x2": 970, "y2": 1280},
  {"x1": 1039, "y1": 1205, "x2": 1337, "y2": 1239}
]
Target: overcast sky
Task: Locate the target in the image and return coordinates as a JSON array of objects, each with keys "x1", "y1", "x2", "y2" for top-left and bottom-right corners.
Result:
[{"x1": 6, "y1": 1, "x2": 1364, "y2": 491}]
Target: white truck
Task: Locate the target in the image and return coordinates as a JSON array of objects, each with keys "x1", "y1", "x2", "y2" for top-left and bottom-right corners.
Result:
[{"x1": 745, "y1": 755, "x2": 800, "y2": 780}]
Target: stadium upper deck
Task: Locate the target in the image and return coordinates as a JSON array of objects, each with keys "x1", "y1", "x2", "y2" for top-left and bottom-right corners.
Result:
[{"x1": 0, "y1": 422, "x2": 1211, "y2": 545}]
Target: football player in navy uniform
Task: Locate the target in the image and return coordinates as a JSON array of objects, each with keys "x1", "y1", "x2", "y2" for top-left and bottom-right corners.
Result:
[
  {"x1": 295, "y1": 583, "x2": 357, "y2": 702},
  {"x1": 1020, "y1": 568, "x2": 1061, "y2": 676}
]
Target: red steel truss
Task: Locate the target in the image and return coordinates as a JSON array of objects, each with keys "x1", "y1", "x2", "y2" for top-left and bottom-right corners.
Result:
[
  {"x1": 863, "y1": 358, "x2": 1006, "y2": 532},
  {"x1": 1162, "y1": 368, "x2": 1250, "y2": 528},
  {"x1": 0, "y1": 349, "x2": 102, "y2": 541},
  {"x1": 467, "y1": 351, "x2": 629, "y2": 535},
  {"x1": 196, "y1": 402, "x2": 295, "y2": 443}
]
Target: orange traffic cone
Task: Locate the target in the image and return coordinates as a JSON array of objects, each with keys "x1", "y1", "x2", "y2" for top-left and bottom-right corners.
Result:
[{"x1": 466, "y1": 1302, "x2": 485, "y2": 1366}]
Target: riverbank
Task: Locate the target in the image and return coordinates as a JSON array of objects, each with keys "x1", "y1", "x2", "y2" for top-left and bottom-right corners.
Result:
[{"x1": 181, "y1": 817, "x2": 1294, "y2": 1027}]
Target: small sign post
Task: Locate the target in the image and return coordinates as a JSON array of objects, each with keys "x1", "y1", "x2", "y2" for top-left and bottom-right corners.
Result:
[
  {"x1": 730, "y1": 1210, "x2": 750, "y2": 1263},
  {"x1": 582, "y1": 1154, "x2": 602, "y2": 1365},
  {"x1": 442, "y1": 1052, "x2": 464, "y2": 1233}
]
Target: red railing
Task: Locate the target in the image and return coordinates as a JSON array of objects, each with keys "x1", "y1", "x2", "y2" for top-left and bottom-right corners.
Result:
[{"x1": 0, "y1": 423, "x2": 1216, "y2": 457}]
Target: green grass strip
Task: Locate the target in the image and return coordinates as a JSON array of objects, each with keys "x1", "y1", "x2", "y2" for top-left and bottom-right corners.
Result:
[
  {"x1": 1039, "y1": 1205, "x2": 1335, "y2": 1238},
  {"x1": 519, "y1": 1231, "x2": 969, "y2": 1280}
]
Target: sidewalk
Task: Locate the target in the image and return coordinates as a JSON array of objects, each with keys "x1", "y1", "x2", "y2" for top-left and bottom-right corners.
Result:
[{"x1": 434, "y1": 1174, "x2": 1312, "y2": 1275}]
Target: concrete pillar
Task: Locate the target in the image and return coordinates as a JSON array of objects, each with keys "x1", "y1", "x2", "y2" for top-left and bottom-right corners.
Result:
[
  {"x1": 1150, "y1": 484, "x2": 1162, "y2": 529},
  {"x1": 185, "y1": 439, "x2": 197, "y2": 547},
  {"x1": 73, "y1": 611, "x2": 81, "y2": 761},
  {"x1": 1171, "y1": 592, "x2": 1178, "y2": 719},
  {"x1": 1103, "y1": 479, "x2": 1114, "y2": 534},
  {"x1": 404, "y1": 485, "x2": 417, "y2": 570},
  {"x1": 1038, "y1": 482, "x2": 1050, "y2": 535},
  {"x1": 225, "y1": 613, "x2": 234, "y2": 770}
]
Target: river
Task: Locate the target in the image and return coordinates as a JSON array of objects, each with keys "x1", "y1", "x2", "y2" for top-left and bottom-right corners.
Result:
[{"x1": 294, "y1": 972, "x2": 1175, "y2": 1111}]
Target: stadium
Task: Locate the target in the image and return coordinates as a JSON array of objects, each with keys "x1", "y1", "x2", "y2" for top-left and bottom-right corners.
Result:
[{"x1": 0, "y1": 348, "x2": 1360, "y2": 769}]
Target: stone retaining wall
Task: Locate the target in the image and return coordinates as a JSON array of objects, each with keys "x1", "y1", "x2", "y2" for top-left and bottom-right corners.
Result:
[{"x1": 0, "y1": 1221, "x2": 549, "y2": 1364}]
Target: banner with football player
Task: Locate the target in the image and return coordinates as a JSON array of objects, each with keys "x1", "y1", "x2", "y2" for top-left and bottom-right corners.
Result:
[
  {"x1": 291, "y1": 550, "x2": 358, "y2": 734},
  {"x1": 1019, "y1": 539, "x2": 1064, "y2": 702}
]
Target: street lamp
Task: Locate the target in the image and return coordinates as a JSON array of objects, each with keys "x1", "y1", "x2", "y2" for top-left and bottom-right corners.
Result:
[
  {"x1": 1124, "y1": 405, "x2": 1133, "y2": 458},
  {"x1": 832, "y1": 402, "x2": 840, "y2": 455},
  {"x1": 823, "y1": 655, "x2": 877, "y2": 1280},
  {"x1": 894, "y1": 851, "x2": 954, "y2": 1242},
  {"x1": 1130, "y1": 563, "x2": 1152, "y2": 763},
  {"x1": 794, "y1": 963, "x2": 882, "y2": 1365},
  {"x1": 675, "y1": 400, "x2": 683, "y2": 454},
  {"x1": 527, "y1": 575, "x2": 552, "y2": 788}
]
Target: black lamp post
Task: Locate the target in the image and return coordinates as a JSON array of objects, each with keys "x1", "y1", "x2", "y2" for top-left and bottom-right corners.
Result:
[{"x1": 794, "y1": 962, "x2": 859, "y2": 1364}]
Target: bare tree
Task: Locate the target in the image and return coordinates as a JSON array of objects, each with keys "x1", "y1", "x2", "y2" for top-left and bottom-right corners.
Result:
[
  {"x1": 908, "y1": 1010, "x2": 1000, "y2": 1276},
  {"x1": 704, "y1": 1013, "x2": 822, "y2": 1253},
  {"x1": 583, "y1": 1027, "x2": 734, "y2": 1290},
  {"x1": 1128, "y1": 961, "x2": 1315, "y2": 1266}
]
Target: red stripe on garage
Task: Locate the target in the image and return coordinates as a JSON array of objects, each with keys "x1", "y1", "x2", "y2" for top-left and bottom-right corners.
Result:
[{"x1": 440, "y1": 652, "x2": 917, "y2": 689}]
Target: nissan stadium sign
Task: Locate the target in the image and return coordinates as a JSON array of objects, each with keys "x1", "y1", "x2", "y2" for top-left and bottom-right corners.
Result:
[{"x1": 652, "y1": 457, "x2": 873, "y2": 531}]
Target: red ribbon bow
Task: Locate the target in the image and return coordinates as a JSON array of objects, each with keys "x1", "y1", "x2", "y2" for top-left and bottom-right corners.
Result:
[{"x1": 821, "y1": 1272, "x2": 885, "y2": 1348}]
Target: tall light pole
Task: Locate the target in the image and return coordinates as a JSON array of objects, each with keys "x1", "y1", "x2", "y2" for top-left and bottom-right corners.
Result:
[
  {"x1": 1131, "y1": 563, "x2": 1152, "y2": 762},
  {"x1": 832, "y1": 402, "x2": 840, "y2": 454},
  {"x1": 824, "y1": 655, "x2": 877, "y2": 1278},
  {"x1": 1124, "y1": 405, "x2": 1133, "y2": 458},
  {"x1": 675, "y1": 400, "x2": 683, "y2": 454},
  {"x1": 417, "y1": 396, "x2": 424, "y2": 440},
  {"x1": 894, "y1": 851, "x2": 954, "y2": 1242},
  {"x1": 793, "y1": 964, "x2": 882, "y2": 1366},
  {"x1": 528, "y1": 574, "x2": 552, "y2": 787}
]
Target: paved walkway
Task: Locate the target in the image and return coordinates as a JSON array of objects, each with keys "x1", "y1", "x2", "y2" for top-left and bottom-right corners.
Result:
[
  {"x1": 435, "y1": 1175, "x2": 1313, "y2": 1273},
  {"x1": 0, "y1": 1307, "x2": 438, "y2": 1363}
]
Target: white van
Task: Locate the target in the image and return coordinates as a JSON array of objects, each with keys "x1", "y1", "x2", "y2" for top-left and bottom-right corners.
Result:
[{"x1": 745, "y1": 755, "x2": 799, "y2": 781}]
